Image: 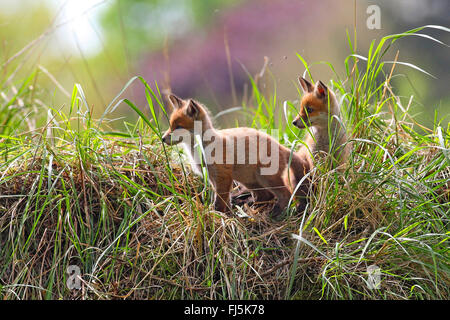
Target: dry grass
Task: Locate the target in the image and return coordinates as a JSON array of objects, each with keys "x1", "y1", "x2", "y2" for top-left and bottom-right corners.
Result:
[{"x1": 1, "y1": 132, "x2": 447, "y2": 300}]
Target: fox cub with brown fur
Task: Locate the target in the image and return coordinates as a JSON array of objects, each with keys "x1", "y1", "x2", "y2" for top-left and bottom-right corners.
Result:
[
  {"x1": 293, "y1": 77, "x2": 350, "y2": 167},
  {"x1": 162, "y1": 94, "x2": 309, "y2": 218}
]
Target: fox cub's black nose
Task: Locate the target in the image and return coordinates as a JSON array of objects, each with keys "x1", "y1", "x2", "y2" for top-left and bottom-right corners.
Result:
[{"x1": 292, "y1": 120, "x2": 298, "y2": 126}]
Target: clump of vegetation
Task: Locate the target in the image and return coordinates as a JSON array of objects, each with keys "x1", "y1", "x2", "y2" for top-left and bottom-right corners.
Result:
[{"x1": 0, "y1": 26, "x2": 448, "y2": 299}]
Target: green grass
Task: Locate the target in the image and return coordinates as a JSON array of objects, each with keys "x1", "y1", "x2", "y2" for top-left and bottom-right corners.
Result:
[{"x1": 0, "y1": 25, "x2": 449, "y2": 300}]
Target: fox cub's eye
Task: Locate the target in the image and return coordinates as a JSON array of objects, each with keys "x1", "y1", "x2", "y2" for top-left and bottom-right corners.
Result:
[
  {"x1": 305, "y1": 106, "x2": 313, "y2": 114},
  {"x1": 175, "y1": 125, "x2": 183, "y2": 130}
]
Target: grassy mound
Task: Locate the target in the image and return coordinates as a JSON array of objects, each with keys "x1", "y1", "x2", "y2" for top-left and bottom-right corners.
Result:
[{"x1": 0, "y1": 26, "x2": 449, "y2": 299}]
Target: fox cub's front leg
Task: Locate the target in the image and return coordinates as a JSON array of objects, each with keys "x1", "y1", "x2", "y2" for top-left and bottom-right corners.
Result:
[
  {"x1": 210, "y1": 168, "x2": 233, "y2": 214},
  {"x1": 213, "y1": 181, "x2": 233, "y2": 214}
]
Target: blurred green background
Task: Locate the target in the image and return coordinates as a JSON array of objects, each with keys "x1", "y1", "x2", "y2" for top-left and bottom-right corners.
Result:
[{"x1": 1, "y1": 0, "x2": 448, "y2": 128}]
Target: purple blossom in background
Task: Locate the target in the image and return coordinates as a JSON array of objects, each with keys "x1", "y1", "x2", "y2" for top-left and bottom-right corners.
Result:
[{"x1": 139, "y1": 0, "x2": 326, "y2": 110}]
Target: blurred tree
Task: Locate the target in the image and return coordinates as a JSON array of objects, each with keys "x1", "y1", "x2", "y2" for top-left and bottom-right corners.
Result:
[{"x1": 98, "y1": 0, "x2": 241, "y2": 58}]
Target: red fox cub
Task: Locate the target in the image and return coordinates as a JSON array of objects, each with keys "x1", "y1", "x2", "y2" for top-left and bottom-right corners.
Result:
[
  {"x1": 292, "y1": 77, "x2": 350, "y2": 167},
  {"x1": 162, "y1": 94, "x2": 309, "y2": 218}
]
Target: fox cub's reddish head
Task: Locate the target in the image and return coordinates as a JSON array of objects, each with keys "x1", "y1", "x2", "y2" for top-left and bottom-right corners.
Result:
[
  {"x1": 162, "y1": 94, "x2": 208, "y2": 145},
  {"x1": 292, "y1": 77, "x2": 338, "y2": 129}
]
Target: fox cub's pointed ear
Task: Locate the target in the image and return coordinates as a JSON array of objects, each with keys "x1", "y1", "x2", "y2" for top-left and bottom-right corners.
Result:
[
  {"x1": 186, "y1": 100, "x2": 201, "y2": 118},
  {"x1": 314, "y1": 80, "x2": 328, "y2": 99},
  {"x1": 298, "y1": 77, "x2": 313, "y2": 94},
  {"x1": 168, "y1": 94, "x2": 184, "y2": 110}
]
